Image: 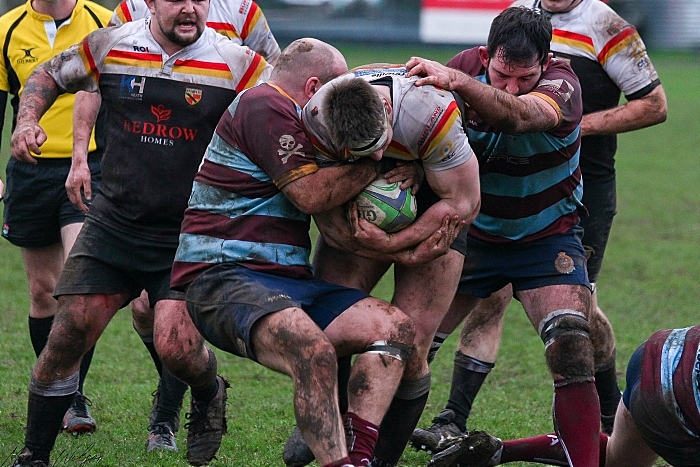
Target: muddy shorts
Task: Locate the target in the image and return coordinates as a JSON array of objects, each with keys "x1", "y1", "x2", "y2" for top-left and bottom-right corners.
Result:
[
  {"x1": 579, "y1": 175, "x2": 616, "y2": 283},
  {"x1": 185, "y1": 263, "x2": 368, "y2": 361}
]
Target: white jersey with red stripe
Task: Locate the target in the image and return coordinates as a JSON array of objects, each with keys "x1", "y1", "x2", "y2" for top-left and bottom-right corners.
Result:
[
  {"x1": 513, "y1": 0, "x2": 659, "y2": 96},
  {"x1": 303, "y1": 64, "x2": 474, "y2": 172},
  {"x1": 44, "y1": 18, "x2": 272, "y2": 241},
  {"x1": 110, "y1": 0, "x2": 280, "y2": 63}
]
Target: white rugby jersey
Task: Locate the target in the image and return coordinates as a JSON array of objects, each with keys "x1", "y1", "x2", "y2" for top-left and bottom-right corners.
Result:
[
  {"x1": 303, "y1": 64, "x2": 474, "y2": 172},
  {"x1": 513, "y1": 0, "x2": 659, "y2": 97},
  {"x1": 110, "y1": 0, "x2": 280, "y2": 63}
]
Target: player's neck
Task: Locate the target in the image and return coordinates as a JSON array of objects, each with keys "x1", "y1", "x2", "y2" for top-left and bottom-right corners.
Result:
[{"x1": 31, "y1": 0, "x2": 77, "y2": 19}]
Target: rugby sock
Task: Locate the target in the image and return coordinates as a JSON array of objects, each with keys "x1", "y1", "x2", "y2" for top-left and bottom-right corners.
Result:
[
  {"x1": 594, "y1": 353, "x2": 621, "y2": 434},
  {"x1": 190, "y1": 348, "x2": 219, "y2": 404},
  {"x1": 499, "y1": 432, "x2": 608, "y2": 466},
  {"x1": 25, "y1": 373, "x2": 79, "y2": 463},
  {"x1": 28, "y1": 316, "x2": 53, "y2": 358},
  {"x1": 372, "y1": 374, "x2": 431, "y2": 465},
  {"x1": 78, "y1": 344, "x2": 95, "y2": 394},
  {"x1": 322, "y1": 457, "x2": 353, "y2": 467},
  {"x1": 153, "y1": 368, "x2": 188, "y2": 427},
  {"x1": 343, "y1": 412, "x2": 379, "y2": 466},
  {"x1": 553, "y1": 382, "x2": 600, "y2": 467},
  {"x1": 445, "y1": 351, "x2": 494, "y2": 431},
  {"x1": 135, "y1": 325, "x2": 163, "y2": 376},
  {"x1": 427, "y1": 332, "x2": 450, "y2": 364}
]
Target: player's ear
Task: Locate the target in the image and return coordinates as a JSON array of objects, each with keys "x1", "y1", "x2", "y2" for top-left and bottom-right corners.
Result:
[
  {"x1": 305, "y1": 77, "x2": 321, "y2": 100},
  {"x1": 478, "y1": 47, "x2": 489, "y2": 68},
  {"x1": 144, "y1": 0, "x2": 156, "y2": 15},
  {"x1": 541, "y1": 52, "x2": 553, "y2": 71}
]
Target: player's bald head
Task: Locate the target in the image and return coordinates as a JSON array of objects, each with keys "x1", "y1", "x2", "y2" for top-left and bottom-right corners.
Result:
[{"x1": 271, "y1": 38, "x2": 348, "y2": 87}]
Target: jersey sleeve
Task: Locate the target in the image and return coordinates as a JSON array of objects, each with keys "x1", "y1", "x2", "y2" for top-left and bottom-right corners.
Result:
[
  {"x1": 110, "y1": 0, "x2": 148, "y2": 26},
  {"x1": 596, "y1": 22, "x2": 660, "y2": 98},
  {"x1": 45, "y1": 29, "x2": 110, "y2": 94},
  {"x1": 235, "y1": 0, "x2": 281, "y2": 64},
  {"x1": 402, "y1": 83, "x2": 474, "y2": 172},
  {"x1": 217, "y1": 40, "x2": 272, "y2": 94},
  {"x1": 530, "y1": 61, "x2": 583, "y2": 136}
]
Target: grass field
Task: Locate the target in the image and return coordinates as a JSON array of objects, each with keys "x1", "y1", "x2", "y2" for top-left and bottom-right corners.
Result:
[{"x1": 1, "y1": 46, "x2": 699, "y2": 466}]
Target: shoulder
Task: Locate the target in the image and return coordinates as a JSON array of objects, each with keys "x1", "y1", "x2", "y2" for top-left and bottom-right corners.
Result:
[
  {"x1": 0, "y1": 4, "x2": 30, "y2": 33},
  {"x1": 446, "y1": 47, "x2": 484, "y2": 77}
]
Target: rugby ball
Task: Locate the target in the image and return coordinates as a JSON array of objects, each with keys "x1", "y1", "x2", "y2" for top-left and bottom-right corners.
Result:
[{"x1": 355, "y1": 177, "x2": 417, "y2": 233}]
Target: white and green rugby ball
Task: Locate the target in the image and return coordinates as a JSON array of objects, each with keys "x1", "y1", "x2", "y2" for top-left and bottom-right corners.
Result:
[{"x1": 355, "y1": 177, "x2": 417, "y2": 233}]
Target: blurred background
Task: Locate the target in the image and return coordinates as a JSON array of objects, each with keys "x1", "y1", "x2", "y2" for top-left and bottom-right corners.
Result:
[{"x1": 1, "y1": 0, "x2": 698, "y2": 50}]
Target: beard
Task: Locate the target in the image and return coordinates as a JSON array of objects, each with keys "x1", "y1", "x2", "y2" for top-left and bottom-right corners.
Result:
[{"x1": 161, "y1": 19, "x2": 204, "y2": 48}]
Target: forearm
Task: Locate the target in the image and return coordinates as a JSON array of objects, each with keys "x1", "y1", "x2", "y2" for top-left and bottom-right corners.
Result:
[
  {"x1": 451, "y1": 73, "x2": 556, "y2": 134},
  {"x1": 286, "y1": 159, "x2": 378, "y2": 214},
  {"x1": 72, "y1": 91, "x2": 101, "y2": 164},
  {"x1": 581, "y1": 85, "x2": 667, "y2": 137},
  {"x1": 16, "y1": 67, "x2": 61, "y2": 126}
]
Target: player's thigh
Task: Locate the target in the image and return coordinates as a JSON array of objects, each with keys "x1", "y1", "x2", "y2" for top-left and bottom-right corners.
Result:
[
  {"x1": 20, "y1": 244, "x2": 64, "y2": 306},
  {"x1": 393, "y1": 248, "x2": 464, "y2": 333},
  {"x1": 59, "y1": 221, "x2": 84, "y2": 260},
  {"x1": 323, "y1": 296, "x2": 414, "y2": 355},
  {"x1": 517, "y1": 283, "x2": 591, "y2": 329},
  {"x1": 313, "y1": 236, "x2": 390, "y2": 291},
  {"x1": 254, "y1": 307, "x2": 334, "y2": 376}
]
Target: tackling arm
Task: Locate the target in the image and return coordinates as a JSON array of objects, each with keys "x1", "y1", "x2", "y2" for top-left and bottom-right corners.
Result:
[
  {"x1": 581, "y1": 85, "x2": 667, "y2": 137},
  {"x1": 281, "y1": 159, "x2": 378, "y2": 215},
  {"x1": 405, "y1": 56, "x2": 559, "y2": 134}
]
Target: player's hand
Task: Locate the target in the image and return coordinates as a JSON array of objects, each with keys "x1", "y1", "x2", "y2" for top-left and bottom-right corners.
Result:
[
  {"x1": 405, "y1": 56, "x2": 459, "y2": 90},
  {"x1": 394, "y1": 214, "x2": 465, "y2": 266},
  {"x1": 384, "y1": 161, "x2": 424, "y2": 194},
  {"x1": 10, "y1": 122, "x2": 46, "y2": 164},
  {"x1": 66, "y1": 159, "x2": 92, "y2": 213},
  {"x1": 347, "y1": 201, "x2": 393, "y2": 251}
]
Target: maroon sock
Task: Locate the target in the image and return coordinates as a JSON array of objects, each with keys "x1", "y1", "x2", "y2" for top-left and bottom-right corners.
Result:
[
  {"x1": 344, "y1": 412, "x2": 379, "y2": 466},
  {"x1": 553, "y1": 382, "x2": 601, "y2": 467},
  {"x1": 500, "y1": 431, "x2": 608, "y2": 466},
  {"x1": 322, "y1": 457, "x2": 353, "y2": 467},
  {"x1": 598, "y1": 432, "x2": 608, "y2": 467},
  {"x1": 501, "y1": 433, "x2": 568, "y2": 465}
]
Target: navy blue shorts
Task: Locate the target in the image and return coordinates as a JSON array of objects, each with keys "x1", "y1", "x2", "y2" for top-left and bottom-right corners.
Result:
[
  {"x1": 2, "y1": 154, "x2": 102, "y2": 248},
  {"x1": 185, "y1": 263, "x2": 369, "y2": 362},
  {"x1": 54, "y1": 216, "x2": 183, "y2": 307},
  {"x1": 579, "y1": 175, "x2": 616, "y2": 282},
  {"x1": 457, "y1": 227, "x2": 590, "y2": 298}
]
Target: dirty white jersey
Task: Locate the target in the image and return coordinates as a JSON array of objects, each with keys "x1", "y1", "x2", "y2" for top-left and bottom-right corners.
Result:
[{"x1": 302, "y1": 64, "x2": 473, "y2": 172}]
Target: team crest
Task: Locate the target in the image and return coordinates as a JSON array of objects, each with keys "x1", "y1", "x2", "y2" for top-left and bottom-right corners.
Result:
[
  {"x1": 555, "y1": 252, "x2": 575, "y2": 274},
  {"x1": 185, "y1": 87, "x2": 202, "y2": 106}
]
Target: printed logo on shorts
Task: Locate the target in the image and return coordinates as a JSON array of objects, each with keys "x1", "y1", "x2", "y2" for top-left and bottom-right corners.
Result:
[
  {"x1": 2, "y1": 223, "x2": 8, "y2": 236},
  {"x1": 555, "y1": 252, "x2": 575, "y2": 274}
]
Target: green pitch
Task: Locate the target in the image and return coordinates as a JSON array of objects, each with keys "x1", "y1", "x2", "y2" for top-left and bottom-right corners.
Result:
[{"x1": 1, "y1": 48, "x2": 697, "y2": 466}]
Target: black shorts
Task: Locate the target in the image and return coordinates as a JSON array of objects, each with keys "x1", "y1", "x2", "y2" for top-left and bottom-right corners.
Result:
[
  {"x1": 54, "y1": 216, "x2": 183, "y2": 306},
  {"x1": 457, "y1": 227, "x2": 590, "y2": 298},
  {"x1": 579, "y1": 175, "x2": 616, "y2": 282},
  {"x1": 2, "y1": 154, "x2": 102, "y2": 248},
  {"x1": 185, "y1": 263, "x2": 368, "y2": 362}
]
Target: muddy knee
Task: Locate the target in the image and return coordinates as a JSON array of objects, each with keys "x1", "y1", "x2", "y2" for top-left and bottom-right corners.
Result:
[{"x1": 538, "y1": 309, "x2": 595, "y2": 386}]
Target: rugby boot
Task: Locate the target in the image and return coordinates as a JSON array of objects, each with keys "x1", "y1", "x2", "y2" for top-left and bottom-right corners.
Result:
[
  {"x1": 428, "y1": 431, "x2": 503, "y2": 467},
  {"x1": 410, "y1": 409, "x2": 465, "y2": 454},
  {"x1": 62, "y1": 391, "x2": 96, "y2": 435},
  {"x1": 185, "y1": 375, "x2": 229, "y2": 466},
  {"x1": 283, "y1": 426, "x2": 315, "y2": 466}
]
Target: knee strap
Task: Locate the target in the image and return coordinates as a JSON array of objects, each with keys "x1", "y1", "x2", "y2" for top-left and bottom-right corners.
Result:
[
  {"x1": 538, "y1": 310, "x2": 595, "y2": 385},
  {"x1": 364, "y1": 340, "x2": 412, "y2": 363},
  {"x1": 395, "y1": 373, "x2": 431, "y2": 400},
  {"x1": 29, "y1": 372, "x2": 79, "y2": 397}
]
